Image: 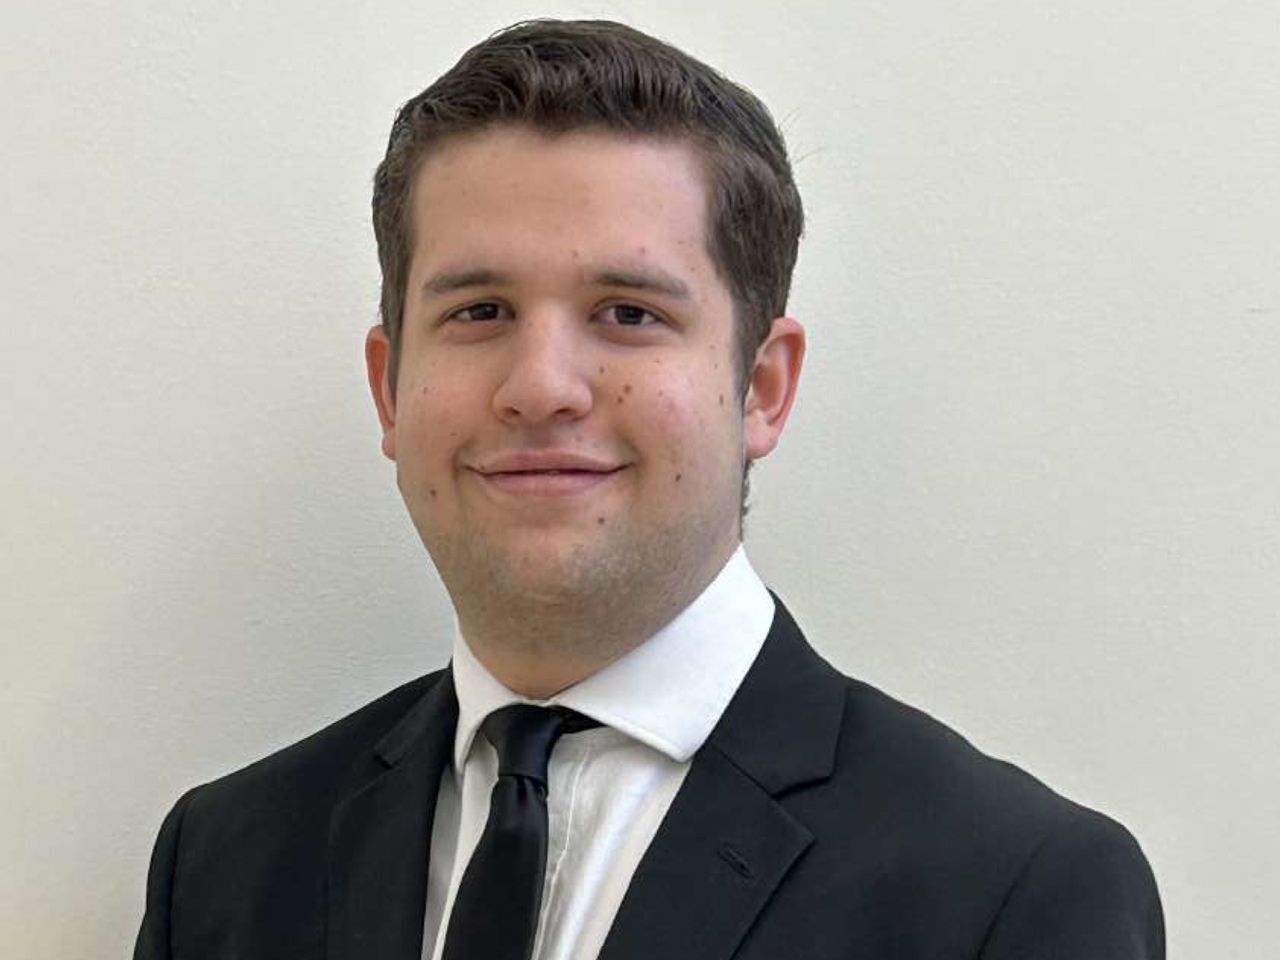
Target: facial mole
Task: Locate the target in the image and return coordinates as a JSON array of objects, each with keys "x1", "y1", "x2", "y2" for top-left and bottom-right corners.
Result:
[
  {"x1": 675, "y1": 473, "x2": 683, "y2": 482},
  {"x1": 616, "y1": 394, "x2": 624, "y2": 404},
  {"x1": 598, "y1": 365, "x2": 605, "y2": 374},
  {"x1": 623, "y1": 384, "x2": 632, "y2": 394},
  {"x1": 429, "y1": 489, "x2": 437, "y2": 498},
  {"x1": 596, "y1": 516, "x2": 606, "y2": 525},
  {"x1": 719, "y1": 394, "x2": 725, "y2": 406}
]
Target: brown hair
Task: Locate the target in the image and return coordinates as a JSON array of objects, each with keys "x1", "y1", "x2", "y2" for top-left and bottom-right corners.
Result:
[{"x1": 371, "y1": 18, "x2": 805, "y2": 404}]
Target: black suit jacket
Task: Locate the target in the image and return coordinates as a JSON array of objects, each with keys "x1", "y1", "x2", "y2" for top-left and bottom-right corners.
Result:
[{"x1": 135, "y1": 594, "x2": 1164, "y2": 959}]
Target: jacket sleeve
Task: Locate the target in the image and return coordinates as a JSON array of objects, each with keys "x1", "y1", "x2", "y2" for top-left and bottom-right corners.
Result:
[
  {"x1": 978, "y1": 808, "x2": 1166, "y2": 960},
  {"x1": 133, "y1": 789, "x2": 198, "y2": 960}
]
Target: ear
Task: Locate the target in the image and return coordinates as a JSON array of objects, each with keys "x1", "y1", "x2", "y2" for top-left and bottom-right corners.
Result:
[
  {"x1": 743, "y1": 316, "x2": 805, "y2": 461},
  {"x1": 365, "y1": 325, "x2": 398, "y2": 461}
]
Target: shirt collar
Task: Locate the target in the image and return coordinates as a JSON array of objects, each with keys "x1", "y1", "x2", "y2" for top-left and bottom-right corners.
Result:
[{"x1": 449, "y1": 544, "x2": 776, "y2": 773}]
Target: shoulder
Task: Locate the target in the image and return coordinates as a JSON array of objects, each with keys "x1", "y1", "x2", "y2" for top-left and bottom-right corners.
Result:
[
  {"x1": 758, "y1": 594, "x2": 1151, "y2": 870},
  {"x1": 831, "y1": 673, "x2": 1139, "y2": 853},
  {"x1": 811, "y1": 674, "x2": 1163, "y2": 955},
  {"x1": 180, "y1": 669, "x2": 446, "y2": 821},
  {"x1": 837, "y1": 674, "x2": 1073, "y2": 822},
  {"x1": 134, "y1": 671, "x2": 452, "y2": 952}
]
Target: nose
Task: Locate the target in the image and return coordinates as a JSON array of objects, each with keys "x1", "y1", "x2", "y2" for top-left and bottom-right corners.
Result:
[{"x1": 491, "y1": 312, "x2": 594, "y2": 426}]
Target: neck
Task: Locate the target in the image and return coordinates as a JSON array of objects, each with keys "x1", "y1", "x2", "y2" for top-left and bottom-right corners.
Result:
[
  {"x1": 456, "y1": 586, "x2": 679, "y2": 699},
  {"x1": 451, "y1": 541, "x2": 739, "y2": 699}
]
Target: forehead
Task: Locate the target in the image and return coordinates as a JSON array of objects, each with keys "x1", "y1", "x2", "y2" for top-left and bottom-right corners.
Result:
[{"x1": 407, "y1": 125, "x2": 717, "y2": 281}]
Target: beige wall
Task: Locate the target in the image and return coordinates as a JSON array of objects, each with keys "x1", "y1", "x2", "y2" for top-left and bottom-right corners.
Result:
[{"x1": 2, "y1": 1, "x2": 1276, "y2": 957}]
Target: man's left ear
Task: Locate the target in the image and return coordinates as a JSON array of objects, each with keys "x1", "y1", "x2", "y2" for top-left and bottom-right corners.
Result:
[{"x1": 743, "y1": 316, "x2": 806, "y2": 460}]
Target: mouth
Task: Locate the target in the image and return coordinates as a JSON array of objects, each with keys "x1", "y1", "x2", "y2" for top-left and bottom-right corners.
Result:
[{"x1": 475, "y1": 466, "x2": 625, "y2": 497}]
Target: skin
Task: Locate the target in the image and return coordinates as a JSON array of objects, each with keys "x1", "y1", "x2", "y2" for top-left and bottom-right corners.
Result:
[{"x1": 366, "y1": 125, "x2": 805, "y2": 699}]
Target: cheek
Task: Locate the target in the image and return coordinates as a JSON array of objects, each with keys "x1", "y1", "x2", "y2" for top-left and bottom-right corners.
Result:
[
  {"x1": 397, "y1": 373, "x2": 469, "y2": 460},
  {"x1": 633, "y1": 376, "x2": 736, "y2": 478}
]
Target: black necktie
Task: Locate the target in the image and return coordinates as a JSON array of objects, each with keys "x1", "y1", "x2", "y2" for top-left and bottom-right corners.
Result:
[{"x1": 441, "y1": 703, "x2": 601, "y2": 960}]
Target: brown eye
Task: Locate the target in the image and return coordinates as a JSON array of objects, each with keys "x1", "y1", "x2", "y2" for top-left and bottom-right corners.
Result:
[
  {"x1": 604, "y1": 304, "x2": 660, "y2": 327},
  {"x1": 451, "y1": 302, "x2": 505, "y2": 322}
]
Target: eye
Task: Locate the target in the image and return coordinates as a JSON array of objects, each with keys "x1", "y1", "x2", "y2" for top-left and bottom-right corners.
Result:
[
  {"x1": 447, "y1": 301, "x2": 508, "y2": 323},
  {"x1": 600, "y1": 303, "x2": 663, "y2": 327}
]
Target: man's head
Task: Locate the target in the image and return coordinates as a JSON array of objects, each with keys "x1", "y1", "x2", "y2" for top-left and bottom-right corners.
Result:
[
  {"x1": 371, "y1": 18, "x2": 804, "y2": 407},
  {"x1": 364, "y1": 20, "x2": 805, "y2": 688}
]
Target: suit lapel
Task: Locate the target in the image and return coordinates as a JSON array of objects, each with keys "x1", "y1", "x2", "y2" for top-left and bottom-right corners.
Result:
[
  {"x1": 327, "y1": 669, "x2": 458, "y2": 960},
  {"x1": 325, "y1": 593, "x2": 845, "y2": 960},
  {"x1": 599, "y1": 593, "x2": 847, "y2": 960}
]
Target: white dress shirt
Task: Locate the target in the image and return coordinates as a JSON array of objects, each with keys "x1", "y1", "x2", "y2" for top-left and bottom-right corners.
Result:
[{"x1": 420, "y1": 544, "x2": 776, "y2": 960}]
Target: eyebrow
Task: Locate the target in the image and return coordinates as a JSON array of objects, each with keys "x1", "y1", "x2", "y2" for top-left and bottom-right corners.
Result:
[
  {"x1": 591, "y1": 267, "x2": 691, "y2": 300},
  {"x1": 421, "y1": 265, "x2": 692, "y2": 301},
  {"x1": 422, "y1": 268, "x2": 511, "y2": 297}
]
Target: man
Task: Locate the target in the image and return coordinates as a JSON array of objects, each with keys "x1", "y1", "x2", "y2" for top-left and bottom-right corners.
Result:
[{"x1": 135, "y1": 18, "x2": 1164, "y2": 960}]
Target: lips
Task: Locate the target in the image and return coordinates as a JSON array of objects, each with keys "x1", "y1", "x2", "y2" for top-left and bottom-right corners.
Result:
[
  {"x1": 475, "y1": 464, "x2": 625, "y2": 497},
  {"x1": 468, "y1": 450, "x2": 627, "y2": 498},
  {"x1": 486, "y1": 468, "x2": 616, "y2": 479},
  {"x1": 473, "y1": 451, "x2": 625, "y2": 475}
]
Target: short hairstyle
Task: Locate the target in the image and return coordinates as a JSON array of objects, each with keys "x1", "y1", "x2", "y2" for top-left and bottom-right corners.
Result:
[{"x1": 371, "y1": 18, "x2": 805, "y2": 405}]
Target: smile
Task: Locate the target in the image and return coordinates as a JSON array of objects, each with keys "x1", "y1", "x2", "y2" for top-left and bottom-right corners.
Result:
[{"x1": 476, "y1": 467, "x2": 625, "y2": 497}]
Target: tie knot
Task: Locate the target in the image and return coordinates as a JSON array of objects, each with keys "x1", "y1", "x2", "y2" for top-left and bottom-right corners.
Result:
[{"x1": 482, "y1": 704, "x2": 601, "y2": 784}]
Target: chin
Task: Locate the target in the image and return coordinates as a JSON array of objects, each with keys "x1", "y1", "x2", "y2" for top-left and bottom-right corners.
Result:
[{"x1": 432, "y1": 536, "x2": 609, "y2": 598}]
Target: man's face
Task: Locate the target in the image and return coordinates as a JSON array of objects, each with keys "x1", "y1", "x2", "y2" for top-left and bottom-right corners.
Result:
[{"x1": 367, "y1": 125, "x2": 798, "y2": 620}]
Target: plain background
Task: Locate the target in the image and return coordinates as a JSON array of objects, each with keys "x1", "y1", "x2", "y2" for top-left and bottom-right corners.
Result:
[{"x1": 2, "y1": 1, "x2": 1276, "y2": 957}]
